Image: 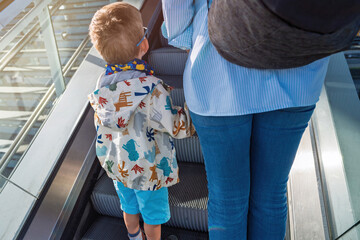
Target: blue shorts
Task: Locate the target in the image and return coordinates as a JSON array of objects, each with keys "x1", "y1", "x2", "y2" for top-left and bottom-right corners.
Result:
[{"x1": 113, "y1": 180, "x2": 170, "y2": 225}]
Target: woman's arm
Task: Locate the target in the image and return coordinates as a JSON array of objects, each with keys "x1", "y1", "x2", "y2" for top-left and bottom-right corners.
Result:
[{"x1": 161, "y1": 0, "x2": 195, "y2": 50}]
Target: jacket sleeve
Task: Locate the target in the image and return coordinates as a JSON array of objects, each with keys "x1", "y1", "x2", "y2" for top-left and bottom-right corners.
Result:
[
  {"x1": 148, "y1": 83, "x2": 195, "y2": 139},
  {"x1": 161, "y1": 0, "x2": 194, "y2": 50}
]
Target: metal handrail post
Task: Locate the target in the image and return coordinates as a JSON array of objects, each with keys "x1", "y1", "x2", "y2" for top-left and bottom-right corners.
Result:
[
  {"x1": 0, "y1": 86, "x2": 55, "y2": 172},
  {"x1": 0, "y1": 0, "x2": 92, "y2": 173},
  {"x1": 63, "y1": 35, "x2": 90, "y2": 77},
  {"x1": 38, "y1": 4, "x2": 65, "y2": 97},
  {"x1": 0, "y1": 0, "x2": 65, "y2": 71},
  {"x1": 0, "y1": 0, "x2": 54, "y2": 52},
  {"x1": 0, "y1": 36, "x2": 93, "y2": 173},
  {"x1": 0, "y1": 23, "x2": 39, "y2": 71}
]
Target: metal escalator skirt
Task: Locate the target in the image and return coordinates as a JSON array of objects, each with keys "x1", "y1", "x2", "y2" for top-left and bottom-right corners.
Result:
[
  {"x1": 82, "y1": 216, "x2": 128, "y2": 240},
  {"x1": 167, "y1": 207, "x2": 208, "y2": 232},
  {"x1": 91, "y1": 175, "x2": 123, "y2": 218},
  {"x1": 91, "y1": 162, "x2": 209, "y2": 232}
]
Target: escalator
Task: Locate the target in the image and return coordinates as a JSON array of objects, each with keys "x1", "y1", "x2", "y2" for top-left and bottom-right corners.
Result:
[
  {"x1": 82, "y1": 32, "x2": 209, "y2": 240},
  {"x1": 21, "y1": 4, "x2": 212, "y2": 240},
  {"x1": 1, "y1": 1, "x2": 359, "y2": 240},
  {"x1": 15, "y1": 3, "x2": 313, "y2": 238},
  {"x1": 18, "y1": 2, "x2": 211, "y2": 239}
]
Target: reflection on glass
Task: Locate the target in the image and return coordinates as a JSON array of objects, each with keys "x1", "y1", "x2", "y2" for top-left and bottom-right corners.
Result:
[
  {"x1": 0, "y1": 1, "x2": 145, "y2": 239},
  {"x1": 338, "y1": 224, "x2": 360, "y2": 240},
  {"x1": 0, "y1": 0, "x2": 120, "y2": 190},
  {"x1": 318, "y1": 37, "x2": 360, "y2": 238},
  {"x1": 0, "y1": 175, "x2": 7, "y2": 189}
]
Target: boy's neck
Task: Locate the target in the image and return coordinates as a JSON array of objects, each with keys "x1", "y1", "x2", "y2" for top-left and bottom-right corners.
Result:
[{"x1": 135, "y1": 51, "x2": 145, "y2": 60}]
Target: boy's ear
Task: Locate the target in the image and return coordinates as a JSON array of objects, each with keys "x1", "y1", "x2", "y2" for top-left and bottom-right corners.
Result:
[{"x1": 140, "y1": 38, "x2": 149, "y2": 55}]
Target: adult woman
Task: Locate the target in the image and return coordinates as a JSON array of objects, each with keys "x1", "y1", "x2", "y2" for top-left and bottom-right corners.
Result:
[{"x1": 162, "y1": 0, "x2": 329, "y2": 239}]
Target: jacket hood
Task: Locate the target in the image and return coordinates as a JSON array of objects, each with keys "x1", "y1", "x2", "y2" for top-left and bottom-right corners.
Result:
[{"x1": 88, "y1": 73, "x2": 161, "y2": 131}]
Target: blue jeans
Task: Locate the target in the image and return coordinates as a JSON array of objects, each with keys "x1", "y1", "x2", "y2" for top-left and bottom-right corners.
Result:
[{"x1": 190, "y1": 105, "x2": 315, "y2": 240}]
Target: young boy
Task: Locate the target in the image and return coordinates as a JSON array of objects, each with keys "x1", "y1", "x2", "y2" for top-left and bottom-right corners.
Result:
[{"x1": 88, "y1": 3, "x2": 193, "y2": 240}]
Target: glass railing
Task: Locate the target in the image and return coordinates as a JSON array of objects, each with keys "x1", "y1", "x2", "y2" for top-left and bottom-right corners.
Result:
[
  {"x1": 338, "y1": 225, "x2": 360, "y2": 240},
  {"x1": 312, "y1": 35, "x2": 360, "y2": 239},
  {"x1": 0, "y1": 0, "x2": 110, "y2": 191},
  {"x1": 0, "y1": 1, "x2": 145, "y2": 239}
]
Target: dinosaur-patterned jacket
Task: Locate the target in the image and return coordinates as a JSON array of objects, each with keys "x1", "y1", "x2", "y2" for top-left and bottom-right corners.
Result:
[{"x1": 88, "y1": 73, "x2": 193, "y2": 191}]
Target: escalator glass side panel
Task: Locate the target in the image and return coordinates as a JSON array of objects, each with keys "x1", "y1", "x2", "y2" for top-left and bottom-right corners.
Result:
[
  {"x1": 338, "y1": 224, "x2": 360, "y2": 240},
  {"x1": 0, "y1": 0, "x2": 110, "y2": 191},
  {"x1": 0, "y1": 1, "x2": 143, "y2": 239},
  {"x1": 0, "y1": 1, "x2": 147, "y2": 239},
  {"x1": 0, "y1": 45, "x2": 105, "y2": 240},
  {"x1": 312, "y1": 52, "x2": 360, "y2": 239}
]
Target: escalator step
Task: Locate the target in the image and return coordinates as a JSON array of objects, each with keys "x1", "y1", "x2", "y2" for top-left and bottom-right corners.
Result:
[
  {"x1": 91, "y1": 173, "x2": 122, "y2": 218},
  {"x1": 148, "y1": 47, "x2": 188, "y2": 76},
  {"x1": 82, "y1": 215, "x2": 209, "y2": 240},
  {"x1": 91, "y1": 162, "x2": 208, "y2": 232},
  {"x1": 174, "y1": 137, "x2": 204, "y2": 164},
  {"x1": 167, "y1": 163, "x2": 208, "y2": 232},
  {"x1": 82, "y1": 216, "x2": 128, "y2": 240},
  {"x1": 161, "y1": 75, "x2": 184, "y2": 89}
]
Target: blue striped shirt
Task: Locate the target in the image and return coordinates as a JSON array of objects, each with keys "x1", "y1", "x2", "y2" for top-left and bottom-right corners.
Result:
[{"x1": 161, "y1": 0, "x2": 330, "y2": 116}]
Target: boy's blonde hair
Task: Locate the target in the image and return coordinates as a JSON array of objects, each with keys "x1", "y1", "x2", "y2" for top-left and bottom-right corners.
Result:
[{"x1": 89, "y1": 2, "x2": 144, "y2": 64}]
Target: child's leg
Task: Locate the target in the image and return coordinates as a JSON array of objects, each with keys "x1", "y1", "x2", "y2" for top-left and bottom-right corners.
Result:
[
  {"x1": 123, "y1": 212, "x2": 140, "y2": 234},
  {"x1": 143, "y1": 223, "x2": 161, "y2": 240},
  {"x1": 113, "y1": 181, "x2": 143, "y2": 239},
  {"x1": 135, "y1": 187, "x2": 170, "y2": 240}
]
